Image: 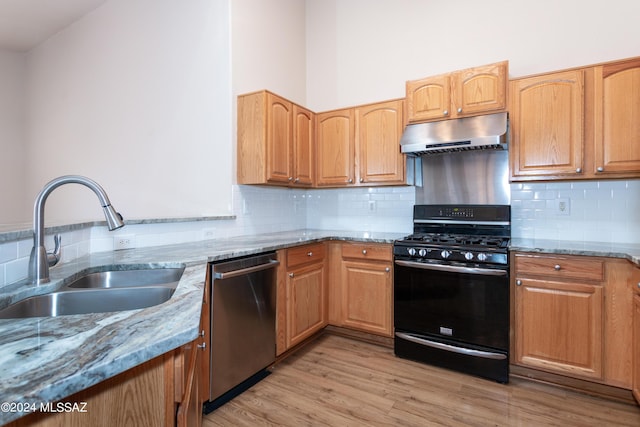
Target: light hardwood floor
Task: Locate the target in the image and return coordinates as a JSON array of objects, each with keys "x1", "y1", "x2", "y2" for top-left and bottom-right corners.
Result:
[{"x1": 204, "y1": 334, "x2": 640, "y2": 426}]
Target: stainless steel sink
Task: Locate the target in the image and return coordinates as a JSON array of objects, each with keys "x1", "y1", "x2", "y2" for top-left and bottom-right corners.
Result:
[
  {"x1": 0, "y1": 267, "x2": 185, "y2": 319},
  {"x1": 66, "y1": 268, "x2": 184, "y2": 289}
]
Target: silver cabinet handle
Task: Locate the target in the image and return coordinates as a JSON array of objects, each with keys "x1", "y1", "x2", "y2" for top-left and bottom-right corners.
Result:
[
  {"x1": 554, "y1": 264, "x2": 561, "y2": 271},
  {"x1": 385, "y1": 267, "x2": 390, "y2": 272},
  {"x1": 294, "y1": 178, "x2": 300, "y2": 183},
  {"x1": 576, "y1": 168, "x2": 582, "y2": 173},
  {"x1": 637, "y1": 282, "x2": 640, "y2": 289},
  {"x1": 288, "y1": 177, "x2": 293, "y2": 181},
  {"x1": 362, "y1": 249, "x2": 367, "y2": 255},
  {"x1": 516, "y1": 280, "x2": 522, "y2": 286},
  {"x1": 200, "y1": 330, "x2": 205, "y2": 338},
  {"x1": 289, "y1": 272, "x2": 294, "y2": 278},
  {"x1": 597, "y1": 167, "x2": 604, "y2": 172},
  {"x1": 359, "y1": 178, "x2": 364, "y2": 183},
  {"x1": 443, "y1": 110, "x2": 449, "y2": 116},
  {"x1": 307, "y1": 252, "x2": 313, "y2": 257},
  {"x1": 347, "y1": 178, "x2": 353, "y2": 183},
  {"x1": 457, "y1": 107, "x2": 463, "y2": 113},
  {"x1": 197, "y1": 342, "x2": 206, "y2": 350}
]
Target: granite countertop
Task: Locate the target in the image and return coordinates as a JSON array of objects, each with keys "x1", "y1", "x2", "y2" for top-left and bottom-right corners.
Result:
[
  {"x1": 0, "y1": 229, "x2": 403, "y2": 425},
  {"x1": 510, "y1": 238, "x2": 640, "y2": 267}
]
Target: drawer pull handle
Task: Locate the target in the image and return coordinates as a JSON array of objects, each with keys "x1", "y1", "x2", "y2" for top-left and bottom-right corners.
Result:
[
  {"x1": 307, "y1": 252, "x2": 313, "y2": 257},
  {"x1": 200, "y1": 330, "x2": 205, "y2": 338},
  {"x1": 554, "y1": 264, "x2": 561, "y2": 271},
  {"x1": 516, "y1": 280, "x2": 522, "y2": 286},
  {"x1": 289, "y1": 273, "x2": 294, "y2": 278},
  {"x1": 362, "y1": 250, "x2": 367, "y2": 255},
  {"x1": 197, "y1": 342, "x2": 206, "y2": 350}
]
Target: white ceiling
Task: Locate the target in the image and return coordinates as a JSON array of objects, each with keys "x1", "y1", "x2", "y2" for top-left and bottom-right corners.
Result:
[{"x1": 0, "y1": 0, "x2": 106, "y2": 52}]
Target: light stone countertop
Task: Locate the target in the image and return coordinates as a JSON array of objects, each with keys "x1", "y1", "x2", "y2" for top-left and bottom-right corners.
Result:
[
  {"x1": 0, "y1": 229, "x2": 404, "y2": 425},
  {"x1": 510, "y1": 238, "x2": 640, "y2": 267}
]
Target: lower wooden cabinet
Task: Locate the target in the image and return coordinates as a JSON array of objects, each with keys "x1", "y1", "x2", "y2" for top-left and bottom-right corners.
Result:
[
  {"x1": 276, "y1": 243, "x2": 327, "y2": 354},
  {"x1": 513, "y1": 253, "x2": 636, "y2": 390},
  {"x1": 337, "y1": 243, "x2": 393, "y2": 337},
  {"x1": 634, "y1": 292, "x2": 640, "y2": 403}
]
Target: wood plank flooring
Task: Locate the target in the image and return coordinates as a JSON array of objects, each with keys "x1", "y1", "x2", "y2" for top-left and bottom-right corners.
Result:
[{"x1": 203, "y1": 334, "x2": 640, "y2": 426}]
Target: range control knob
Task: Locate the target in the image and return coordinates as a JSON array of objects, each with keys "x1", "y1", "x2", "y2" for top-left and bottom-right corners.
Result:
[
  {"x1": 418, "y1": 248, "x2": 427, "y2": 257},
  {"x1": 407, "y1": 248, "x2": 417, "y2": 256},
  {"x1": 464, "y1": 252, "x2": 474, "y2": 260},
  {"x1": 441, "y1": 250, "x2": 451, "y2": 259},
  {"x1": 477, "y1": 253, "x2": 488, "y2": 261}
]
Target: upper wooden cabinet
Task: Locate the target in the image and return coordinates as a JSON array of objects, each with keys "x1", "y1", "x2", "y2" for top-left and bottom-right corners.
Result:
[
  {"x1": 316, "y1": 99, "x2": 405, "y2": 187},
  {"x1": 510, "y1": 56, "x2": 640, "y2": 182},
  {"x1": 316, "y1": 108, "x2": 356, "y2": 186},
  {"x1": 594, "y1": 57, "x2": 640, "y2": 175},
  {"x1": 406, "y1": 61, "x2": 508, "y2": 123},
  {"x1": 510, "y1": 70, "x2": 585, "y2": 179},
  {"x1": 237, "y1": 90, "x2": 314, "y2": 187}
]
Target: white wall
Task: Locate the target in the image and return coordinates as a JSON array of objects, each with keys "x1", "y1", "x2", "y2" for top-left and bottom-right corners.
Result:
[
  {"x1": 0, "y1": 50, "x2": 28, "y2": 225},
  {"x1": 306, "y1": 0, "x2": 640, "y2": 110},
  {"x1": 23, "y1": 0, "x2": 232, "y2": 226}
]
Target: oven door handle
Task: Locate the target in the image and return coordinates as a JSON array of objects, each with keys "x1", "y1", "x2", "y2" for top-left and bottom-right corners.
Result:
[
  {"x1": 394, "y1": 260, "x2": 508, "y2": 276},
  {"x1": 395, "y1": 332, "x2": 507, "y2": 360}
]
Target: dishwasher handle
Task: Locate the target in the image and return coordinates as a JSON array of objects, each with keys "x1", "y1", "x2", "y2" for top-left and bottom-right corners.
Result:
[{"x1": 213, "y1": 260, "x2": 280, "y2": 280}]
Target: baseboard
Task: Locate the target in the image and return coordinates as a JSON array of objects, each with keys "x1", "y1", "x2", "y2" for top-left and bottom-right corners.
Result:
[
  {"x1": 510, "y1": 364, "x2": 636, "y2": 405},
  {"x1": 323, "y1": 325, "x2": 394, "y2": 348}
]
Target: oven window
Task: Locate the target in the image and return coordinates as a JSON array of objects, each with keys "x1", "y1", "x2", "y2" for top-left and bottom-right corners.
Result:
[{"x1": 394, "y1": 263, "x2": 509, "y2": 350}]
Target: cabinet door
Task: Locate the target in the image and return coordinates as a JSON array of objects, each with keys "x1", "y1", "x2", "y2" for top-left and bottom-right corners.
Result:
[
  {"x1": 266, "y1": 92, "x2": 293, "y2": 184},
  {"x1": 292, "y1": 105, "x2": 314, "y2": 186},
  {"x1": 316, "y1": 109, "x2": 355, "y2": 186},
  {"x1": 594, "y1": 58, "x2": 640, "y2": 175},
  {"x1": 452, "y1": 61, "x2": 507, "y2": 117},
  {"x1": 510, "y1": 70, "x2": 585, "y2": 179},
  {"x1": 634, "y1": 294, "x2": 640, "y2": 404},
  {"x1": 356, "y1": 99, "x2": 405, "y2": 185},
  {"x1": 515, "y1": 278, "x2": 603, "y2": 379},
  {"x1": 287, "y1": 262, "x2": 326, "y2": 348},
  {"x1": 176, "y1": 342, "x2": 202, "y2": 427},
  {"x1": 406, "y1": 74, "x2": 451, "y2": 122},
  {"x1": 341, "y1": 260, "x2": 392, "y2": 337}
]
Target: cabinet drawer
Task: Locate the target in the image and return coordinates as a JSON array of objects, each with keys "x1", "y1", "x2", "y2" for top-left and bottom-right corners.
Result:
[
  {"x1": 287, "y1": 243, "x2": 326, "y2": 268},
  {"x1": 514, "y1": 254, "x2": 604, "y2": 281},
  {"x1": 342, "y1": 243, "x2": 392, "y2": 262}
]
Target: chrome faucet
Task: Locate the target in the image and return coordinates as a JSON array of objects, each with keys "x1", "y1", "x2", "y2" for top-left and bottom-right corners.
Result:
[{"x1": 30, "y1": 175, "x2": 125, "y2": 285}]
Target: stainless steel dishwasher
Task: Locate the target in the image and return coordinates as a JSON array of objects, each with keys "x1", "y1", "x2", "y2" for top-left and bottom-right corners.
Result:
[{"x1": 206, "y1": 252, "x2": 279, "y2": 410}]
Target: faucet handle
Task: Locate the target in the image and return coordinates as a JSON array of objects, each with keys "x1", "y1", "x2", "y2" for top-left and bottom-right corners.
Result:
[{"x1": 47, "y1": 234, "x2": 62, "y2": 267}]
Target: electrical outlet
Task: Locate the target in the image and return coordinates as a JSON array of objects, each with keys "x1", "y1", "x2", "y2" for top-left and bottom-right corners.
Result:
[
  {"x1": 556, "y1": 198, "x2": 570, "y2": 215},
  {"x1": 114, "y1": 235, "x2": 135, "y2": 250},
  {"x1": 368, "y1": 200, "x2": 377, "y2": 212},
  {"x1": 202, "y1": 228, "x2": 216, "y2": 240}
]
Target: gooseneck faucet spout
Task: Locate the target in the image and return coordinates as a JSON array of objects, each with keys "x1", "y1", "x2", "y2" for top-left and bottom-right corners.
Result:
[{"x1": 30, "y1": 175, "x2": 125, "y2": 285}]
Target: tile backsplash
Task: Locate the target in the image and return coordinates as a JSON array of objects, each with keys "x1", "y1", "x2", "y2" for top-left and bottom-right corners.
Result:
[
  {"x1": 2, "y1": 180, "x2": 639, "y2": 287},
  {"x1": 511, "y1": 180, "x2": 640, "y2": 243}
]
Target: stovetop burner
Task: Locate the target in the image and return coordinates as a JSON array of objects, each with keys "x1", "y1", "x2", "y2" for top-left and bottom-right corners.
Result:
[{"x1": 401, "y1": 233, "x2": 510, "y2": 249}]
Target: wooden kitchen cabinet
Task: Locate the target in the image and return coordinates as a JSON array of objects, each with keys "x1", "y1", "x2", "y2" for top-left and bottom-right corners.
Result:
[
  {"x1": 237, "y1": 90, "x2": 314, "y2": 187},
  {"x1": 510, "y1": 55, "x2": 640, "y2": 182},
  {"x1": 315, "y1": 108, "x2": 355, "y2": 186},
  {"x1": 593, "y1": 57, "x2": 640, "y2": 176},
  {"x1": 513, "y1": 253, "x2": 637, "y2": 390},
  {"x1": 356, "y1": 99, "x2": 406, "y2": 185},
  {"x1": 339, "y1": 243, "x2": 393, "y2": 337},
  {"x1": 633, "y1": 292, "x2": 640, "y2": 404},
  {"x1": 509, "y1": 70, "x2": 585, "y2": 179},
  {"x1": 316, "y1": 99, "x2": 405, "y2": 187},
  {"x1": 406, "y1": 60, "x2": 507, "y2": 123},
  {"x1": 276, "y1": 243, "x2": 327, "y2": 354}
]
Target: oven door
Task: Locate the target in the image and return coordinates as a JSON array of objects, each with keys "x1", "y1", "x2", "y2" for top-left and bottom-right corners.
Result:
[{"x1": 394, "y1": 259, "x2": 509, "y2": 351}]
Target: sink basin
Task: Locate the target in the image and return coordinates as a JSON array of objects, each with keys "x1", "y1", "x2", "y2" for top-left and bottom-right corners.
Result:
[
  {"x1": 66, "y1": 267, "x2": 184, "y2": 289},
  {"x1": 0, "y1": 287, "x2": 175, "y2": 319},
  {"x1": 0, "y1": 266, "x2": 185, "y2": 319}
]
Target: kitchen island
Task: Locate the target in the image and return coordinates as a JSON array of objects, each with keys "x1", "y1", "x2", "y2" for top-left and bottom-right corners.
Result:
[{"x1": 0, "y1": 230, "x2": 402, "y2": 425}]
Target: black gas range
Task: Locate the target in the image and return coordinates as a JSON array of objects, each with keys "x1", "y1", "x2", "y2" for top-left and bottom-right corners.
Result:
[{"x1": 393, "y1": 204, "x2": 511, "y2": 383}]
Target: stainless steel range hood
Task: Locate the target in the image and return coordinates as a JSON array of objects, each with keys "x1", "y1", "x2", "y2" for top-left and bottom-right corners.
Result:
[{"x1": 400, "y1": 112, "x2": 508, "y2": 155}]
